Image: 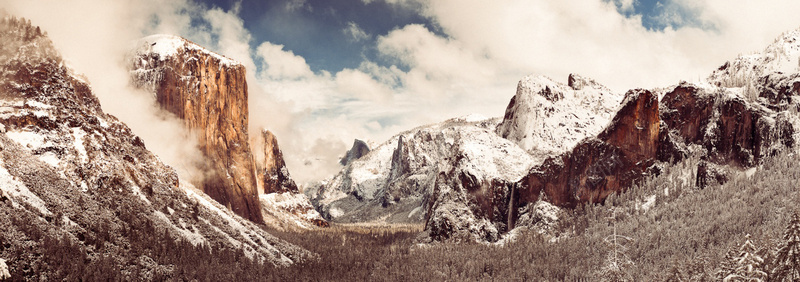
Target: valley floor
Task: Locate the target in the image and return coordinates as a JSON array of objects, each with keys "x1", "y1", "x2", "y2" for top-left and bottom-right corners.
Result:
[{"x1": 264, "y1": 151, "x2": 800, "y2": 281}]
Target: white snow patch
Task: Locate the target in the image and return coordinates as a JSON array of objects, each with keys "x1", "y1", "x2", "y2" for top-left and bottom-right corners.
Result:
[
  {"x1": 745, "y1": 167, "x2": 758, "y2": 178},
  {"x1": 496, "y1": 74, "x2": 623, "y2": 158},
  {"x1": 36, "y1": 152, "x2": 60, "y2": 168},
  {"x1": 0, "y1": 160, "x2": 51, "y2": 216},
  {"x1": 259, "y1": 192, "x2": 324, "y2": 229},
  {"x1": 457, "y1": 113, "x2": 489, "y2": 123},
  {"x1": 154, "y1": 210, "x2": 206, "y2": 246},
  {"x1": 25, "y1": 100, "x2": 52, "y2": 109},
  {"x1": 329, "y1": 207, "x2": 344, "y2": 218},
  {"x1": 639, "y1": 195, "x2": 656, "y2": 212},
  {"x1": 6, "y1": 130, "x2": 47, "y2": 149},
  {"x1": 139, "y1": 34, "x2": 240, "y2": 66},
  {"x1": 180, "y1": 181, "x2": 291, "y2": 263},
  {"x1": 0, "y1": 258, "x2": 9, "y2": 280},
  {"x1": 71, "y1": 128, "x2": 88, "y2": 163},
  {"x1": 408, "y1": 206, "x2": 422, "y2": 218}
]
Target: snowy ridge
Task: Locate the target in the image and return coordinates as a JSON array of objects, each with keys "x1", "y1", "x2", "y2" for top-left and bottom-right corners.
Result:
[
  {"x1": 708, "y1": 27, "x2": 800, "y2": 87},
  {"x1": 259, "y1": 192, "x2": 327, "y2": 231},
  {"x1": 136, "y1": 34, "x2": 240, "y2": 66},
  {"x1": 495, "y1": 74, "x2": 623, "y2": 162},
  {"x1": 308, "y1": 116, "x2": 534, "y2": 223}
]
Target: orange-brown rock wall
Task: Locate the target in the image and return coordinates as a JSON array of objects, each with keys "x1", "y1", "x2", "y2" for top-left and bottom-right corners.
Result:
[{"x1": 141, "y1": 47, "x2": 263, "y2": 224}]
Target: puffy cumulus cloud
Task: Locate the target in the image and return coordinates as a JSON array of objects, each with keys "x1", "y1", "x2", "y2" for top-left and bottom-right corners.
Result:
[
  {"x1": 201, "y1": 3, "x2": 257, "y2": 71},
  {"x1": 615, "y1": 0, "x2": 636, "y2": 13},
  {"x1": 404, "y1": 0, "x2": 800, "y2": 93},
  {"x1": 256, "y1": 42, "x2": 315, "y2": 80},
  {"x1": 335, "y1": 68, "x2": 394, "y2": 101}
]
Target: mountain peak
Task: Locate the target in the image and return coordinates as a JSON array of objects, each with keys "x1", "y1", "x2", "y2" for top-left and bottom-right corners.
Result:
[
  {"x1": 496, "y1": 73, "x2": 623, "y2": 160},
  {"x1": 136, "y1": 34, "x2": 241, "y2": 66},
  {"x1": 708, "y1": 27, "x2": 800, "y2": 87}
]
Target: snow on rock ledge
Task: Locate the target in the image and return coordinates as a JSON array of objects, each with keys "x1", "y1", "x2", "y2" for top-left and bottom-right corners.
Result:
[
  {"x1": 307, "y1": 117, "x2": 534, "y2": 229},
  {"x1": 496, "y1": 74, "x2": 623, "y2": 162}
]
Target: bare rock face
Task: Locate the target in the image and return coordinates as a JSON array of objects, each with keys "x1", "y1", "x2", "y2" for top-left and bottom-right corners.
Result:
[
  {"x1": 257, "y1": 129, "x2": 297, "y2": 194},
  {"x1": 696, "y1": 161, "x2": 728, "y2": 189},
  {"x1": 661, "y1": 82, "x2": 795, "y2": 167},
  {"x1": 254, "y1": 130, "x2": 328, "y2": 229},
  {"x1": 130, "y1": 35, "x2": 263, "y2": 224},
  {"x1": 339, "y1": 139, "x2": 370, "y2": 166},
  {"x1": 516, "y1": 90, "x2": 660, "y2": 210}
]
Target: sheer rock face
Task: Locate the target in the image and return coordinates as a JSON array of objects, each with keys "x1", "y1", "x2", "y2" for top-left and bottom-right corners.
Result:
[
  {"x1": 130, "y1": 35, "x2": 263, "y2": 224},
  {"x1": 257, "y1": 130, "x2": 297, "y2": 194},
  {"x1": 661, "y1": 83, "x2": 795, "y2": 167},
  {"x1": 339, "y1": 139, "x2": 370, "y2": 166},
  {"x1": 516, "y1": 90, "x2": 660, "y2": 210}
]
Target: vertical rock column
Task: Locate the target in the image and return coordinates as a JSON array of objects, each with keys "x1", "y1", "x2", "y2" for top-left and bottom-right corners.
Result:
[{"x1": 132, "y1": 36, "x2": 264, "y2": 224}]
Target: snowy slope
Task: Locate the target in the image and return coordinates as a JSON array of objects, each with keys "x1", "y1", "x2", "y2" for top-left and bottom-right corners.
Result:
[
  {"x1": 495, "y1": 74, "x2": 623, "y2": 161},
  {"x1": 137, "y1": 34, "x2": 240, "y2": 66},
  {"x1": 708, "y1": 28, "x2": 800, "y2": 87},
  {"x1": 0, "y1": 17, "x2": 312, "y2": 277},
  {"x1": 306, "y1": 116, "x2": 534, "y2": 224}
]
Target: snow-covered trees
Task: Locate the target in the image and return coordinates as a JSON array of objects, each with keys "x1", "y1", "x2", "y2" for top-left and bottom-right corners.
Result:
[
  {"x1": 772, "y1": 212, "x2": 800, "y2": 281},
  {"x1": 0, "y1": 258, "x2": 9, "y2": 280},
  {"x1": 722, "y1": 234, "x2": 767, "y2": 282},
  {"x1": 598, "y1": 209, "x2": 634, "y2": 282},
  {"x1": 717, "y1": 249, "x2": 740, "y2": 281}
]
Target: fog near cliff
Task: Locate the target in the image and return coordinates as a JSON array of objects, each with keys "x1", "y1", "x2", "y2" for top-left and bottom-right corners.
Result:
[
  {"x1": 3, "y1": 0, "x2": 800, "y2": 185},
  {"x1": 0, "y1": 0, "x2": 216, "y2": 181}
]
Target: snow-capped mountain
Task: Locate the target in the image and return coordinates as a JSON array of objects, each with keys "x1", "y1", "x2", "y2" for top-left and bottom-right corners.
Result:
[
  {"x1": 306, "y1": 116, "x2": 534, "y2": 228},
  {"x1": 0, "y1": 16, "x2": 311, "y2": 278},
  {"x1": 417, "y1": 28, "x2": 800, "y2": 242},
  {"x1": 708, "y1": 28, "x2": 800, "y2": 88},
  {"x1": 129, "y1": 34, "x2": 326, "y2": 229},
  {"x1": 496, "y1": 73, "x2": 623, "y2": 161}
]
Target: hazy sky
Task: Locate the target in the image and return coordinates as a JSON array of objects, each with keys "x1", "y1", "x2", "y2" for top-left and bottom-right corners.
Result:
[{"x1": 3, "y1": 0, "x2": 800, "y2": 185}]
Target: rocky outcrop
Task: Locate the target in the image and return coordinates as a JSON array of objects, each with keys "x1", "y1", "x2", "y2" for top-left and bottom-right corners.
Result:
[
  {"x1": 661, "y1": 82, "x2": 794, "y2": 167},
  {"x1": 307, "y1": 117, "x2": 533, "y2": 228},
  {"x1": 0, "y1": 17, "x2": 311, "y2": 278},
  {"x1": 130, "y1": 35, "x2": 263, "y2": 224},
  {"x1": 339, "y1": 139, "x2": 370, "y2": 166},
  {"x1": 257, "y1": 129, "x2": 297, "y2": 194},
  {"x1": 495, "y1": 74, "x2": 622, "y2": 159},
  {"x1": 516, "y1": 90, "x2": 660, "y2": 211},
  {"x1": 696, "y1": 161, "x2": 728, "y2": 189}
]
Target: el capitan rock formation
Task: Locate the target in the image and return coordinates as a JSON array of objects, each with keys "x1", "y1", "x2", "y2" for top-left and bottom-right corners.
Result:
[
  {"x1": 130, "y1": 35, "x2": 262, "y2": 223},
  {"x1": 130, "y1": 35, "x2": 326, "y2": 228}
]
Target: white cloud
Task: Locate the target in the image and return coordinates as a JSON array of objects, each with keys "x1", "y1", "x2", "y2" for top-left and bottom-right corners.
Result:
[
  {"x1": 285, "y1": 0, "x2": 311, "y2": 12},
  {"x1": 256, "y1": 42, "x2": 315, "y2": 79},
  {"x1": 343, "y1": 22, "x2": 370, "y2": 42},
  {"x1": 616, "y1": 0, "x2": 636, "y2": 13}
]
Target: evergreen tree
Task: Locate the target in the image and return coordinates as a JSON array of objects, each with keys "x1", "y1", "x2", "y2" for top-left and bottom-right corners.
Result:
[
  {"x1": 717, "y1": 248, "x2": 739, "y2": 281},
  {"x1": 772, "y1": 212, "x2": 800, "y2": 281},
  {"x1": 599, "y1": 208, "x2": 634, "y2": 281},
  {"x1": 726, "y1": 234, "x2": 767, "y2": 282}
]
